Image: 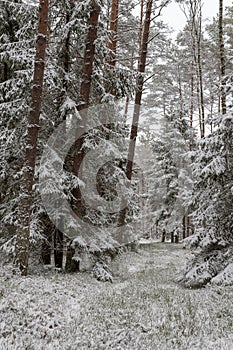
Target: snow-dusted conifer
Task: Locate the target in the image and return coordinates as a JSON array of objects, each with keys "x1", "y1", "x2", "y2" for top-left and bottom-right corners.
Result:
[{"x1": 0, "y1": 0, "x2": 37, "y2": 251}]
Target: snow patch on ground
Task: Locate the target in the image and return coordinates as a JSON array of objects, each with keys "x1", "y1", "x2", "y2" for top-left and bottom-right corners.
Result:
[{"x1": 0, "y1": 244, "x2": 232, "y2": 349}]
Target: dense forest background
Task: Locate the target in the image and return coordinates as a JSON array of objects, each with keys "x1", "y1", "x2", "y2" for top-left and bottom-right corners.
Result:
[{"x1": 0, "y1": 0, "x2": 232, "y2": 287}]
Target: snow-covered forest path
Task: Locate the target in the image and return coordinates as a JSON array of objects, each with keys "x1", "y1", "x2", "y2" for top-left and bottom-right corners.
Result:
[{"x1": 1, "y1": 243, "x2": 232, "y2": 350}]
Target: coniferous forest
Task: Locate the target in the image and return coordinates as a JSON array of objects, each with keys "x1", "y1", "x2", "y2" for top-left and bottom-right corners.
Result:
[{"x1": 0, "y1": 0, "x2": 233, "y2": 348}]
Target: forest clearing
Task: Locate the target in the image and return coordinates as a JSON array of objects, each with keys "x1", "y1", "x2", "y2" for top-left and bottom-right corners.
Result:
[{"x1": 0, "y1": 242, "x2": 233, "y2": 349}]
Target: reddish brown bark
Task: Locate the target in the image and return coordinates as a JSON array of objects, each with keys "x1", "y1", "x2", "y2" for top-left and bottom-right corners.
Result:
[
  {"x1": 138, "y1": 0, "x2": 144, "y2": 64},
  {"x1": 118, "y1": 0, "x2": 153, "y2": 227},
  {"x1": 107, "y1": 0, "x2": 119, "y2": 66},
  {"x1": 72, "y1": 1, "x2": 100, "y2": 217},
  {"x1": 15, "y1": 0, "x2": 49, "y2": 276}
]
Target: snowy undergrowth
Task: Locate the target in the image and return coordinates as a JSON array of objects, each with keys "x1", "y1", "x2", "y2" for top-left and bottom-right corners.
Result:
[
  {"x1": 0, "y1": 244, "x2": 232, "y2": 350},
  {"x1": 177, "y1": 245, "x2": 233, "y2": 288}
]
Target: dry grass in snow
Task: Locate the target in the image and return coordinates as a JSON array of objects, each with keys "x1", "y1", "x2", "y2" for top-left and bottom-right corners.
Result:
[{"x1": 0, "y1": 243, "x2": 232, "y2": 349}]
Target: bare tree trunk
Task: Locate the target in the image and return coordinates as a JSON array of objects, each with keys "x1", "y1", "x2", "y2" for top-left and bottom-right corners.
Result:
[
  {"x1": 65, "y1": 244, "x2": 80, "y2": 272},
  {"x1": 118, "y1": 0, "x2": 153, "y2": 227},
  {"x1": 163, "y1": 96, "x2": 166, "y2": 118},
  {"x1": 138, "y1": 0, "x2": 144, "y2": 64},
  {"x1": 218, "y1": 94, "x2": 221, "y2": 114},
  {"x1": 219, "y1": 0, "x2": 226, "y2": 114},
  {"x1": 124, "y1": 50, "x2": 134, "y2": 121},
  {"x1": 54, "y1": 228, "x2": 63, "y2": 268},
  {"x1": 3, "y1": 62, "x2": 8, "y2": 81},
  {"x1": 72, "y1": 1, "x2": 100, "y2": 217},
  {"x1": 182, "y1": 215, "x2": 186, "y2": 240},
  {"x1": 123, "y1": 0, "x2": 143, "y2": 119},
  {"x1": 171, "y1": 232, "x2": 174, "y2": 243},
  {"x1": 124, "y1": 95, "x2": 130, "y2": 121},
  {"x1": 107, "y1": 0, "x2": 119, "y2": 66},
  {"x1": 41, "y1": 240, "x2": 51, "y2": 265},
  {"x1": 178, "y1": 65, "x2": 184, "y2": 119},
  {"x1": 190, "y1": 61, "x2": 194, "y2": 128},
  {"x1": 210, "y1": 85, "x2": 214, "y2": 133},
  {"x1": 161, "y1": 229, "x2": 166, "y2": 243},
  {"x1": 188, "y1": 0, "x2": 205, "y2": 138},
  {"x1": 53, "y1": 11, "x2": 71, "y2": 269},
  {"x1": 186, "y1": 214, "x2": 190, "y2": 237},
  {"x1": 14, "y1": 0, "x2": 49, "y2": 276},
  {"x1": 197, "y1": 9, "x2": 205, "y2": 137}
]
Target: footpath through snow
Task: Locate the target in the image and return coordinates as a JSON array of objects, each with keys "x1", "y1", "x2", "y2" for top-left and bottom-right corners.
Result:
[{"x1": 0, "y1": 243, "x2": 232, "y2": 349}]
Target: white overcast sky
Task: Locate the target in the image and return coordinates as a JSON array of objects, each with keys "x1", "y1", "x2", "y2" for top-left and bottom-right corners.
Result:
[
  {"x1": 161, "y1": 0, "x2": 232, "y2": 33},
  {"x1": 24, "y1": 0, "x2": 232, "y2": 34}
]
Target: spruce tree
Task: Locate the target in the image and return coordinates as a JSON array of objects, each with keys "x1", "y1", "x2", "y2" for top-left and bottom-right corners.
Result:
[{"x1": 0, "y1": 0, "x2": 37, "y2": 254}]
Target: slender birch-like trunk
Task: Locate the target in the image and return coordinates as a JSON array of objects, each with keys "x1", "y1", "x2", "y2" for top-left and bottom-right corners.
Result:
[
  {"x1": 219, "y1": 0, "x2": 226, "y2": 114},
  {"x1": 196, "y1": 7, "x2": 205, "y2": 137},
  {"x1": 189, "y1": 0, "x2": 205, "y2": 138},
  {"x1": 53, "y1": 12, "x2": 72, "y2": 269},
  {"x1": 190, "y1": 61, "x2": 194, "y2": 128}
]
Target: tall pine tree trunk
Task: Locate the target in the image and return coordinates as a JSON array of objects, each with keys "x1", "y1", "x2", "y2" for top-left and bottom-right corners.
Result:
[
  {"x1": 72, "y1": 1, "x2": 100, "y2": 217},
  {"x1": 108, "y1": 0, "x2": 119, "y2": 66},
  {"x1": 197, "y1": 8, "x2": 205, "y2": 137},
  {"x1": 124, "y1": 0, "x2": 144, "y2": 121},
  {"x1": 118, "y1": 0, "x2": 153, "y2": 227},
  {"x1": 219, "y1": 0, "x2": 226, "y2": 114},
  {"x1": 189, "y1": 0, "x2": 205, "y2": 138},
  {"x1": 178, "y1": 66, "x2": 184, "y2": 119},
  {"x1": 189, "y1": 61, "x2": 194, "y2": 129},
  {"x1": 15, "y1": 0, "x2": 49, "y2": 276},
  {"x1": 138, "y1": 0, "x2": 144, "y2": 63}
]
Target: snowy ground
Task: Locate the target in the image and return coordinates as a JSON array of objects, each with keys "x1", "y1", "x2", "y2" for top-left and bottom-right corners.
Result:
[{"x1": 0, "y1": 243, "x2": 232, "y2": 350}]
